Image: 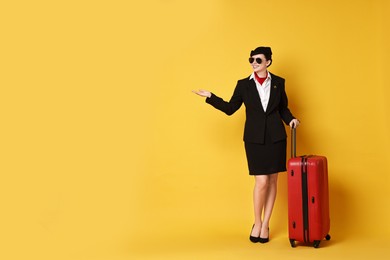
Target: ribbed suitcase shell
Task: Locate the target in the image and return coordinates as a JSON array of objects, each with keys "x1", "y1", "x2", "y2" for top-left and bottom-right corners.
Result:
[{"x1": 287, "y1": 155, "x2": 330, "y2": 248}]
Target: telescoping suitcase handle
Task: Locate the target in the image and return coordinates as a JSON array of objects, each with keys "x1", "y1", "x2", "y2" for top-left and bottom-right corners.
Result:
[{"x1": 291, "y1": 127, "x2": 297, "y2": 158}]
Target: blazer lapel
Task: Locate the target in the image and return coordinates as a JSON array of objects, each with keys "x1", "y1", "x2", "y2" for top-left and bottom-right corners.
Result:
[
  {"x1": 265, "y1": 76, "x2": 279, "y2": 113},
  {"x1": 248, "y1": 78, "x2": 265, "y2": 112}
]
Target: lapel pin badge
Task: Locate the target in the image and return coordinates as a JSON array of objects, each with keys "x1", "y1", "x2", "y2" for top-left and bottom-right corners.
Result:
[{"x1": 273, "y1": 85, "x2": 277, "y2": 89}]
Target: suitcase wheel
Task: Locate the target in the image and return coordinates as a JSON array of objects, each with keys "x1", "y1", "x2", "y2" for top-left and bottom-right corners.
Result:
[
  {"x1": 289, "y1": 239, "x2": 296, "y2": 248},
  {"x1": 325, "y1": 234, "x2": 331, "y2": 241},
  {"x1": 313, "y1": 240, "x2": 321, "y2": 248}
]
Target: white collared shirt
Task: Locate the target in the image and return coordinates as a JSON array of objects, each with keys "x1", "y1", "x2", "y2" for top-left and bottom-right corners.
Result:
[{"x1": 250, "y1": 71, "x2": 272, "y2": 111}]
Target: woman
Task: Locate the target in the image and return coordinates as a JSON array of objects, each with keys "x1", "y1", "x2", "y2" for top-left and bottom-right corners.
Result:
[{"x1": 193, "y1": 46, "x2": 300, "y2": 243}]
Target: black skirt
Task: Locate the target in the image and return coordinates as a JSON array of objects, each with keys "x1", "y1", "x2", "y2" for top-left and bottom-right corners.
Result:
[{"x1": 244, "y1": 129, "x2": 287, "y2": 175}]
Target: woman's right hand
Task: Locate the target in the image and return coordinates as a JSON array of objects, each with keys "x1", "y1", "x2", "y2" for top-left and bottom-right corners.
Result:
[{"x1": 192, "y1": 89, "x2": 211, "y2": 98}]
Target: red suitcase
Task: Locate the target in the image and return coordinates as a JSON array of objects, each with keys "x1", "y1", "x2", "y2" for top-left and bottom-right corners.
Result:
[{"x1": 287, "y1": 128, "x2": 331, "y2": 248}]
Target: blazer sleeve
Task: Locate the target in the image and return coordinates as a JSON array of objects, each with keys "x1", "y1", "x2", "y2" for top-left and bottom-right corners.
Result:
[
  {"x1": 205, "y1": 82, "x2": 243, "y2": 116},
  {"x1": 278, "y1": 80, "x2": 295, "y2": 124}
]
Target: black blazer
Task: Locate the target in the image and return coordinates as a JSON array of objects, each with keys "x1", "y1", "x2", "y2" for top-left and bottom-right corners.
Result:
[{"x1": 206, "y1": 73, "x2": 295, "y2": 144}]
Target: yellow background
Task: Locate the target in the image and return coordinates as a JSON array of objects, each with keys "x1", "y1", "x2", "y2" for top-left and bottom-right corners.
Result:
[{"x1": 1, "y1": 0, "x2": 389, "y2": 259}]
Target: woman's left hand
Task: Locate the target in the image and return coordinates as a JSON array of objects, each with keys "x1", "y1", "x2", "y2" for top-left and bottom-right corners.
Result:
[{"x1": 289, "y1": 119, "x2": 300, "y2": 129}]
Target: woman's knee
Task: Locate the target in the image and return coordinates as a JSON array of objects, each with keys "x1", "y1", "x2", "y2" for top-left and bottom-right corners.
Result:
[{"x1": 254, "y1": 175, "x2": 270, "y2": 189}]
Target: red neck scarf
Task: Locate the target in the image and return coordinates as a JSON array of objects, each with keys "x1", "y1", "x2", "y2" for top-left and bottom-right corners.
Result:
[{"x1": 254, "y1": 72, "x2": 267, "y2": 85}]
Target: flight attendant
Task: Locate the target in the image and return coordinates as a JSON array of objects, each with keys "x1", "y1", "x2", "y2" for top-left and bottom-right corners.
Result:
[{"x1": 193, "y1": 46, "x2": 300, "y2": 243}]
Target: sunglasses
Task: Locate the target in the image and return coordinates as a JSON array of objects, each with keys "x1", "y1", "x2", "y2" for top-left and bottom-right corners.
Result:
[{"x1": 249, "y1": 57, "x2": 263, "y2": 64}]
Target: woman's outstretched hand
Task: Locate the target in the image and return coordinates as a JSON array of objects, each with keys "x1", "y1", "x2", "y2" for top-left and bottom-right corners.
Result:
[
  {"x1": 289, "y1": 119, "x2": 300, "y2": 129},
  {"x1": 192, "y1": 89, "x2": 211, "y2": 98}
]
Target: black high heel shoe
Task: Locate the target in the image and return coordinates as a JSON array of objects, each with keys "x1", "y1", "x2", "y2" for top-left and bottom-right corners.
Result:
[
  {"x1": 259, "y1": 228, "x2": 269, "y2": 243},
  {"x1": 249, "y1": 225, "x2": 260, "y2": 243}
]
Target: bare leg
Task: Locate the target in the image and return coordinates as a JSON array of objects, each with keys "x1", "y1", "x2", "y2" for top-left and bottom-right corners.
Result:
[
  {"x1": 260, "y1": 173, "x2": 278, "y2": 238},
  {"x1": 250, "y1": 175, "x2": 270, "y2": 237}
]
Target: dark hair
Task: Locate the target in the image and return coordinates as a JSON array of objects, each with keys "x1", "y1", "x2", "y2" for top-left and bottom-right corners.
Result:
[{"x1": 250, "y1": 46, "x2": 272, "y2": 67}]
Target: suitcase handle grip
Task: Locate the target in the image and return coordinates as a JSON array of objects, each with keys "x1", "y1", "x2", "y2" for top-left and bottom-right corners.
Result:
[{"x1": 291, "y1": 127, "x2": 296, "y2": 158}]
